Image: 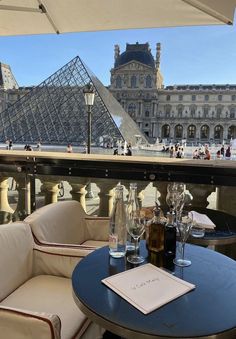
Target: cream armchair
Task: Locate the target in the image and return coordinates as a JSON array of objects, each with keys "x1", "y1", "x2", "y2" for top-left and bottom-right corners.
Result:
[
  {"x1": 0, "y1": 222, "x2": 104, "y2": 339},
  {"x1": 25, "y1": 200, "x2": 109, "y2": 250}
]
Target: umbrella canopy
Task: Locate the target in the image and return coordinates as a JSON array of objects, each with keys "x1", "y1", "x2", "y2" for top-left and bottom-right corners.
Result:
[{"x1": 0, "y1": 0, "x2": 235, "y2": 36}]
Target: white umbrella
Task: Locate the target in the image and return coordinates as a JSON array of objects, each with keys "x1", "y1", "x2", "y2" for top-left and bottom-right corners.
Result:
[{"x1": 0, "y1": 0, "x2": 235, "y2": 36}]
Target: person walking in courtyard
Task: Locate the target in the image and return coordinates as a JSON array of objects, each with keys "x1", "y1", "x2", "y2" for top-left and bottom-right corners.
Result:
[
  {"x1": 66, "y1": 144, "x2": 73, "y2": 153},
  {"x1": 225, "y1": 146, "x2": 231, "y2": 159},
  {"x1": 36, "y1": 141, "x2": 42, "y2": 151},
  {"x1": 169, "y1": 146, "x2": 175, "y2": 158},
  {"x1": 193, "y1": 149, "x2": 200, "y2": 159},
  {"x1": 204, "y1": 149, "x2": 211, "y2": 160},
  {"x1": 220, "y1": 145, "x2": 225, "y2": 157},
  {"x1": 216, "y1": 150, "x2": 221, "y2": 159},
  {"x1": 9, "y1": 139, "x2": 13, "y2": 150}
]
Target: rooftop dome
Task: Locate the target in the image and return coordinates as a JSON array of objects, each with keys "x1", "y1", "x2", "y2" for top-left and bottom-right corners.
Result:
[{"x1": 115, "y1": 43, "x2": 155, "y2": 68}]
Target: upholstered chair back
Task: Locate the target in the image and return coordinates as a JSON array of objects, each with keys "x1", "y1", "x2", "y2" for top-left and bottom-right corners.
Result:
[
  {"x1": 25, "y1": 201, "x2": 88, "y2": 245},
  {"x1": 0, "y1": 222, "x2": 34, "y2": 302}
]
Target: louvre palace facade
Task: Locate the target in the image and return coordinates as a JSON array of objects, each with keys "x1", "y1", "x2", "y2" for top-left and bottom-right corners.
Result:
[
  {"x1": 109, "y1": 42, "x2": 236, "y2": 144},
  {"x1": 1, "y1": 45, "x2": 236, "y2": 145}
]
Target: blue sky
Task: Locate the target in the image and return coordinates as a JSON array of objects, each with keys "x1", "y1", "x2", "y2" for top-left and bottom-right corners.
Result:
[{"x1": 0, "y1": 23, "x2": 236, "y2": 87}]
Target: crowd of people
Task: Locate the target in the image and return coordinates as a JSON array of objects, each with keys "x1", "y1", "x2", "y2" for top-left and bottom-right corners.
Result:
[
  {"x1": 166, "y1": 143, "x2": 233, "y2": 160},
  {"x1": 3, "y1": 138, "x2": 233, "y2": 160},
  {"x1": 165, "y1": 144, "x2": 185, "y2": 159},
  {"x1": 113, "y1": 141, "x2": 132, "y2": 156},
  {"x1": 192, "y1": 145, "x2": 232, "y2": 160}
]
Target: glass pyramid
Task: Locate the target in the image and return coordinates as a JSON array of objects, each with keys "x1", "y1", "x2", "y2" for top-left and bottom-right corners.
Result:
[{"x1": 0, "y1": 56, "x2": 146, "y2": 146}]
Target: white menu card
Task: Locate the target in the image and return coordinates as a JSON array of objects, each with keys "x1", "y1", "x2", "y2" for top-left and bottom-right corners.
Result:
[
  {"x1": 191, "y1": 211, "x2": 216, "y2": 229},
  {"x1": 102, "y1": 263, "x2": 195, "y2": 314}
]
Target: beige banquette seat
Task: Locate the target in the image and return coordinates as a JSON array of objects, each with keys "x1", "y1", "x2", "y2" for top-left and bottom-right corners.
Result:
[
  {"x1": 0, "y1": 222, "x2": 104, "y2": 339},
  {"x1": 25, "y1": 200, "x2": 109, "y2": 249}
]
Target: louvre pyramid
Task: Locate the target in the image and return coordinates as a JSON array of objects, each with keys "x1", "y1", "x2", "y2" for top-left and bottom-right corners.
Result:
[{"x1": 0, "y1": 56, "x2": 146, "y2": 146}]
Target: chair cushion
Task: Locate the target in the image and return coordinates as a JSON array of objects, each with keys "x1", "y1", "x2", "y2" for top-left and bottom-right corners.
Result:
[
  {"x1": 0, "y1": 222, "x2": 33, "y2": 302},
  {"x1": 25, "y1": 201, "x2": 88, "y2": 245},
  {"x1": 1, "y1": 275, "x2": 89, "y2": 339}
]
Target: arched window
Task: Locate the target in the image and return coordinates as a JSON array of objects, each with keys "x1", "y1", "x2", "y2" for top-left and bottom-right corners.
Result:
[
  {"x1": 203, "y1": 105, "x2": 209, "y2": 118},
  {"x1": 116, "y1": 76, "x2": 122, "y2": 88},
  {"x1": 188, "y1": 125, "x2": 196, "y2": 139},
  {"x1": 128, "y1": 103, "x2": 136, "y2": 118},
  {"x1": 177, "y1": 105, "x2": 184, "y2": 117},
  {"x1": 166, "y1": 94, "x2": 171, "y2": 101},
  {"x1": 201, "y1": 125, "x2": 209, "y2": 139},
  {"x1": 216, "y1": 106, "x2": 222, "y2": 119},
  {"x1": 190, "y1": 105, "x2": 196, "y2": 117},
  {"x1": 131, "y1": 75, "x2": 137, "y2": 88},
  {"x1": 175, "y1": 125, "x2": 183, "y2": 139},
  {"x1": 230, "y1": 107, "x2": 235, "y2": 118},
  {"x1": 162, "y1": 125, "x2": 170, "y2": 138},
  {"x1": 145, "y1": 75, "x2": 152, "y2": 88},
  {"x1": 214, "y1": 125, "x2": 223, "y2": 139},
  {"x1": 228, "y1": 125, "x2": 236, "y2": 139},
  {"x1": 145, "y1": 111, "x2": 150, "y2": 117}
]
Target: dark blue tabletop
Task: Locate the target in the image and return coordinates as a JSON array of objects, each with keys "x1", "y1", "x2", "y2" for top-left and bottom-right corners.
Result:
[
  {"x1": 72, "y1": 243, "x2": 236, "y2": 338},
  {"x1": 187, "y1": 208, "x2": 236, "y2": 249}
]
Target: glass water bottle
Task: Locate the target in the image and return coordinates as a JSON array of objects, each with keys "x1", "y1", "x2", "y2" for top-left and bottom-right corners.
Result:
[
  {"x1": 126, "y1": 183, "x2": 140, "y2": 252},
  {"x1": 109, "y1": 184, "x2": 127, "y2": 258}
]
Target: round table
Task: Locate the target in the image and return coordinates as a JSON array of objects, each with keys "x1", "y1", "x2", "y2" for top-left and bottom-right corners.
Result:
[
  {"x1": 72, "y1": 243, "x2": 236, "y2": 339},
  {"x1": 187, "y1": 208, "x2": 236, "y2": 260},
  {"x1": 188, "y1": 208, "x2": 236, "y2": 245}
]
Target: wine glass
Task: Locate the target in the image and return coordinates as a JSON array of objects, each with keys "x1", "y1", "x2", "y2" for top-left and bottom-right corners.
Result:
[
  {"x1": 126, "y1": 211, "x2": 146, "y2": 264},
  {"x1": 167, "y1": 182, "x2": 185, "y2": 195},
  {"x1": 174, "y1": 211, "x2": 193, "y2": 267}
]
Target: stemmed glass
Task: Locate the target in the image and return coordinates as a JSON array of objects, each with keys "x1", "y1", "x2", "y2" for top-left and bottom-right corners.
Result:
[
  {"x1": 166, "y1": 182, "x2": 185, "y2": 220},
  {"x1": 174, "y1": 211, "x2": 193, "y2": 267},
  {"x1": 126, "y1": 210, "x2": 146, "y2": 264}
]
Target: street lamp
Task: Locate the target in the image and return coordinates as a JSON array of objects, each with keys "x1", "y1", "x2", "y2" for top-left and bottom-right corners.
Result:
[
  {"x1": 83, "y1": 83, "x2": 95, "y2": 154},
  {"x1": 83, "y1": 83, "x2": 95, "y2": 199}
]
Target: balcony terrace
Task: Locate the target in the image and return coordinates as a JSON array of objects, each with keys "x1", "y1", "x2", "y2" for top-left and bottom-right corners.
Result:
[{"x1": 0, "y1": 149, "x2": 235, "y2": 257}]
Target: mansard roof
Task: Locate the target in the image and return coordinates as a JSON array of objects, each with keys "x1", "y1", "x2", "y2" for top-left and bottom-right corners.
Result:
[
  {"x1": 115, "y1": 43, "x2": 155, "y2": 69},
  {"x1": 165, "y1": 84, "x2": 236, "y2": 91}
]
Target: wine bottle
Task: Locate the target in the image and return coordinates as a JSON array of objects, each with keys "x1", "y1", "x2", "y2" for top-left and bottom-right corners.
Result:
[
  {"x1": 147, "y1": 204, "x2": 165, "y2": 253},
  {"x1": 164, "y1": 211, "x2": 176, "y2": 258}
]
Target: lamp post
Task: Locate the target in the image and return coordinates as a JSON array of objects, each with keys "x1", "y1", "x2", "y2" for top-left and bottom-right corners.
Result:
[
  {"x1": 83, "y1": 83, "x2": 95, "y2": 199},
  {"x1": 83, "y1": 83, "x2": 95, "y2": 154}
]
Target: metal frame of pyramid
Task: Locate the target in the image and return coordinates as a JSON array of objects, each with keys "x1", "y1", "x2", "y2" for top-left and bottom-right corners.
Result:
[{"x1": 0, "y1": 56, "x2": 146, "y2": 146}]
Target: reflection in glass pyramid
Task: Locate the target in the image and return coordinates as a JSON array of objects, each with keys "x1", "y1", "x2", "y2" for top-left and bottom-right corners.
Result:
[{"x1": 0, "y1": 56, "x2": 146, "y2": 146}]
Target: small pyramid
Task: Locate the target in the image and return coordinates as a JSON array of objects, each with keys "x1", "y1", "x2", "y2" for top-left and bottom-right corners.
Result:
[{"x1": 0, "y1": 56, "x2": 146, "y2": 146}]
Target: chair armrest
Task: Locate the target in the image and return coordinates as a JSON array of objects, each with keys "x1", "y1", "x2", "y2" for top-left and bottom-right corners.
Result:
[
  {"x1": 33, "y1": 244, "x2": 93, "y2": 278},
  {"x1": 85, "y1": 217, "x2": 109, "y2": 241},
  {"x1": 0, "y1": 306, "x2": 61, "y2": 339}
]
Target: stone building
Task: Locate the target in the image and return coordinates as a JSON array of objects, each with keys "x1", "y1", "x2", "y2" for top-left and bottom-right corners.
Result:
[
  {"x1": 109, "y1": 42, "x2": 236, "y2": 144},
  {"x1": 0, "y1": 62, "x2": 31, "y2": 116}
]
